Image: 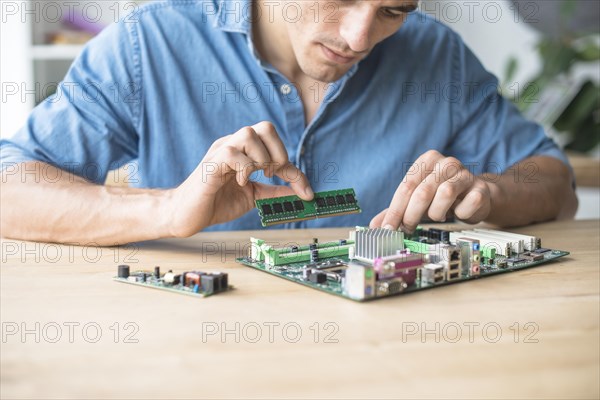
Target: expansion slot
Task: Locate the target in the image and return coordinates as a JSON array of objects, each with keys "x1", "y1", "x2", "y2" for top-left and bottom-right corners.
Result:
[
  {"x1": 251, "y1": 237, "x2": 354, "y2": 266},
  {"x1": 472, "y1": 228, "x2": 540, "y2": 250}
]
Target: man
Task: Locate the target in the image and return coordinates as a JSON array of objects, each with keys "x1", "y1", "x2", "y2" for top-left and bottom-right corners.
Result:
[{"x1": 0, "y1": 0, "x2": 577, "y2": 246}]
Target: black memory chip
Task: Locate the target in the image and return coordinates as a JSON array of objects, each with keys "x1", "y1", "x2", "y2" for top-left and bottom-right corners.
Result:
[
  {"x1": 283, "y1": 201, "x2": 294, "y2": 212},
  {"x1": 315, "y1": 198, "x2": 326, "y2": 208},
  {"x1": 336, "y1": 195, "x2": 346, "y2": 205},
  {"x1": 261, "y1": 204, "x2": 273, "y2": 215},
  {"x1": 345, "y1": 194, "x2": 356, "y2": 204},
  {"x1": 293, "y1": 200, "x2": 305, "y2": 211},
  {"x1": 326, "y1": 196, "x2": 336, "y2": 206},
  {"x1": 272, "y1": 203, "x2": 284, "y2": 213}
]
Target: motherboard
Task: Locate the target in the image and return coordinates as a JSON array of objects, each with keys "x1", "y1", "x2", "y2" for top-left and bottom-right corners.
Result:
[{"x1": 236, "y1": 227, "x2": 569, "y2": 301}]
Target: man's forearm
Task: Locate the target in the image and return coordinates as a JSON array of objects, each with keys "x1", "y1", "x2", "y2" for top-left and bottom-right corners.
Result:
[
  {"x1": 1, "y1": 162, "x2": 173, "y2": 246},
  {"x1": 483, "y1": 156, "x2": 578, "y2": 227}
]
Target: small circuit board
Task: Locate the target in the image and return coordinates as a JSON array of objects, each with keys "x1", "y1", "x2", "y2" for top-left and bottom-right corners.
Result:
[
  {"x1": 236, "y1": 227, "x2": 569, "y2": 302},
  {"x1": 255, "y1": 188, "x2": 361, "y2": 227},
  {"x1": 113, "y1": 265, "x2": 231, "y2": 298}
]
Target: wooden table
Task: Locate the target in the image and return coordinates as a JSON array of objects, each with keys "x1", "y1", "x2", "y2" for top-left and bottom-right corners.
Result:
[{"x1": 1, "y1": 220, "x2": 599, "y2": 399}]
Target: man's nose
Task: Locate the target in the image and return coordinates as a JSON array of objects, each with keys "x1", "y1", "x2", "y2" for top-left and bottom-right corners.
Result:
[{"x1": 339, "y1": 8, "x2": 375, "y2": 53}]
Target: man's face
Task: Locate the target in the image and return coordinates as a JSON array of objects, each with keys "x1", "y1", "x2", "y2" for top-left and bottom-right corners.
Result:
[{"x1": 284, "y1": 0, "x2": 418, "y2": 82}]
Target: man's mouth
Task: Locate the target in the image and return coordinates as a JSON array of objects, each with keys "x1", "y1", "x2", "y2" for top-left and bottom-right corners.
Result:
[{"x1": 320, "y1": 44, "x2": 357, "y2": 64}]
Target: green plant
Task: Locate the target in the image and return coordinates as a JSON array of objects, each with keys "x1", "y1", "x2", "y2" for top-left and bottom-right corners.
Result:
[{"x1": 504, "y1": 1, "x2": 600, "y2": 153}]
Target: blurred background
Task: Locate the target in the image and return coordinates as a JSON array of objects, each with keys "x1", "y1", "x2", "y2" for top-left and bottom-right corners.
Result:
[{"x1": 1, "y1": 0, "x2": 598, "y2": 217}]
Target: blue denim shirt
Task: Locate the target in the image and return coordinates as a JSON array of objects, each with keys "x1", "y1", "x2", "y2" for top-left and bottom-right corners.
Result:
[{"x1": 0, "y1": 0, "x2": 569, "y2": 231}]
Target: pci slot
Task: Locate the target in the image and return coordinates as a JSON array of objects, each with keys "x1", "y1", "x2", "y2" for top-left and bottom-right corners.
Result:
[
  {"x1": 450, "y1": 231, "x2": 512, "y2": 257},
  {"x1": 472, "y1": 228, "x2": 540, "y2": 250},
  {"x1": 460, "y1": 230, "x2": 523, "y2": 254}
]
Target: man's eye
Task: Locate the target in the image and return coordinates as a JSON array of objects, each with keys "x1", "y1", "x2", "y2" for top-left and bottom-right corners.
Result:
[{"x1": 381, "y1": 9, "x2": 405, "y2": 19}]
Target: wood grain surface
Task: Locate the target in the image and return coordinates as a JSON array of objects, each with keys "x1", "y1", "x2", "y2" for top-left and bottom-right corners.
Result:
[{"x1": 1, "y1": 220, "x2": 598, "y2": 399}]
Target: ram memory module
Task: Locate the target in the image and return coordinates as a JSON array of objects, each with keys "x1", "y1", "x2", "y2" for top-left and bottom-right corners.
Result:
[{"x1": 255, "y1": 188, "x2": 361, "y2": 227}]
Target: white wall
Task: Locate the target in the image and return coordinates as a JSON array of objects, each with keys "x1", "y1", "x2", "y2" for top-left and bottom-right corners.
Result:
[
  {"x1": 421, "y1": 0, "x2": 542, "y2": 85},
  {"x1": 1, "y1": 6, "x2": 33, "y2": 138}
]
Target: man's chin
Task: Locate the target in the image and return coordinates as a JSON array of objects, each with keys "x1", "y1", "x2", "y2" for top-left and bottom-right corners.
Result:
[{"x1": 303, "y1": 64, "x2": 352, "y2": 83}]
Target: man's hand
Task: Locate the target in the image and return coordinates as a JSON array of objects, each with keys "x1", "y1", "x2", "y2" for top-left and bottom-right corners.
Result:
[
  {"x1": 370, "y1": 150, "x2": 492, "y2": 232},
  {"x1": 164, "y1": 121, "x2": 314, "y2": 237}
]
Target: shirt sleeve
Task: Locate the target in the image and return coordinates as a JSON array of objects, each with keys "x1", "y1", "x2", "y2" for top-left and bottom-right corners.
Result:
[
  {"x1": 0, "y1": 19, "x2": 141, "y2": 184},
  {"x1": 445, "y1": 31, "x2": 571, "y2": 177}
]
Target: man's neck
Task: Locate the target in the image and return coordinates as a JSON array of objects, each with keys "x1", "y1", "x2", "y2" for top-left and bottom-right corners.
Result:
[
  {"x1": 252, "y1": 0, "x2": 304, "y2": 82},
  {"x1": 251, "y1": 0, "x2": 329, "y2": 125}
]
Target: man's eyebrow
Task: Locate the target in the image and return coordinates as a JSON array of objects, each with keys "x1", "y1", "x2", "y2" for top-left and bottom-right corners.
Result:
[{"x1": 385, "y1": 3, "x2": 419, "y2": 13}]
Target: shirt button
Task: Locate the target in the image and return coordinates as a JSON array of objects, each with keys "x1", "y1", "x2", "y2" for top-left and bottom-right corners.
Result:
[{"x1": 280, "y1": 84, "x2": 292, "y2": 95}]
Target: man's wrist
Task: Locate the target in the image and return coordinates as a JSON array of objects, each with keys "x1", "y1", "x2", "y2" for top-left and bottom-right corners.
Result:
[
  {"x1": 156, "y1": 188, "x2": 209, "y2": 239},
  {"x1": 155, "y1": 188, "x2": 180, "y2": 239}
]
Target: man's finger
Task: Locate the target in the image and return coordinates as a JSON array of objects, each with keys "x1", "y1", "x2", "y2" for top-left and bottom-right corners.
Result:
[
  {"x1": 401, "y1": 183, "x2": 438, "y2": 232},
  {"x1": 381, "y1": 150, "x2": 444, "y2": 230},
  {"x1": 212, "y1": 145, "x2": 258, "y2": 187},
  {"x1": 427, "y1": 167, "x2": 473, "y2": 221},
  {"x1": 275, "y1": 162, "x2": 314, "y2": 201},
  {"x1": 369, "y1": 208, "x2": 388, "y2": 228},
  {"x1": 230, "y1": 127, "x2": 272, "y2": 169},
  {"x1": 454, "y1": 187, "x2": 490, "y2": 222},
  {"x1": 246, "y1": 121, "x2": 313, "y2": 200},
  {"x1": 252, "y1": 121, "x2": 290, "y2": 174}
]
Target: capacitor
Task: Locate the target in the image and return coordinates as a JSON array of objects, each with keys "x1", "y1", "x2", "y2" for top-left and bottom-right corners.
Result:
[
  {"x1": 164, "y1": 272, "x2": 176, "y2": 284},
  {"x1": 154, "y1": 266, "x2": 160, "y2": 278},
  {"x1": 140, "y1": 273, "x2": 147, "y2": 282},
  {"x1": 118, "y1": 265, "x2": 130, "y2": 278},
  {"x1": 302, "y1": 266, "x2": 311, "y2": 280},
  {"x1": 310, "y1": 249, "x2": 319, "y2": 263},
  {"x1": 309, "y1": 272, "x2": 327, "y2": 284}
]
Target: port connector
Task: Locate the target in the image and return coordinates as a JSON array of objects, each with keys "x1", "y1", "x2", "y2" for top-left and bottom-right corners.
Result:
[
  {"x1": 376, "y1": 278, "x2": 407, "y2": 295},
  {"x1": 450, "y1": 250, "x2": 460, "y2": 261}
]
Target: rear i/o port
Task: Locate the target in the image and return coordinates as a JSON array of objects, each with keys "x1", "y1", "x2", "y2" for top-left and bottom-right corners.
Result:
[{"x1": 450, "y1": 250, "x2": 460, "y2": 261}]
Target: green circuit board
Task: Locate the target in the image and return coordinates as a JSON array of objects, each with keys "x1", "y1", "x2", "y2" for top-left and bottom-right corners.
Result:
[
  {"x1": 113, "y1": 266, "x2": 231, "y2": 298},
  {"x1": 236, "y1": 227, "x2": 570, "y2": 302},
  {"x1": 255, "y1": 188, "x2": 361, "y2": 227}
]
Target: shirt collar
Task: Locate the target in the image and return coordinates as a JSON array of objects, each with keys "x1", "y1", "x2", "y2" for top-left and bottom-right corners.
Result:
[
  {"x1": 214, "y1": 0, "x2": 360, "y2": 82},
  {"x1": 214, "y1": 0, "x2": 252, "y2": 34}
]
